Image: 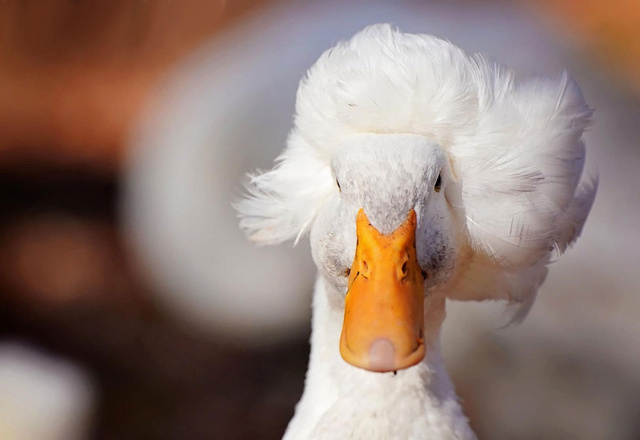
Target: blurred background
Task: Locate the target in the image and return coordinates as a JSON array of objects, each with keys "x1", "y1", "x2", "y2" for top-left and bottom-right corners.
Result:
[{"x1": 0, "y1": 1, "x2": 638, "y2": 439}]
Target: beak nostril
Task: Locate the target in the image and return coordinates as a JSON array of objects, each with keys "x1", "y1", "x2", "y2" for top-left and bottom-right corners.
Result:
[
  {"x1": 401, "y1": 261, "x2": 408, "y2": 277},
  {"x1": 362, "y1": 260, "x2": 368, "y2": 275}
]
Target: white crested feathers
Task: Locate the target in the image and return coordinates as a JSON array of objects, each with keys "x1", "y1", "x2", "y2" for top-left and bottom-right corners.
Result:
[{"x1": 236, "y1": 24, "x2": 596, "y2": 312}]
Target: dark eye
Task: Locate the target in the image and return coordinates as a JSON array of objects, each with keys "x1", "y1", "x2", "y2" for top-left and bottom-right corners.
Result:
[
  {"x1": 336, "y1": 179, "x2": 341, "y2": 192},
  {"x1": 434, "y1": 173, "x2": 442, "y2": 192}
]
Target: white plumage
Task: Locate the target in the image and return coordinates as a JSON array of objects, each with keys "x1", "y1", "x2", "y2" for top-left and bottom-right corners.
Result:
[{"x1": 237, "y1": 24, "x2": 596, "y2": 440}]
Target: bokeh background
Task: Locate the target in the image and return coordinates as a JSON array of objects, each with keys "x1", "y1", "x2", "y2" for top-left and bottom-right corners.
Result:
[{"x1": 0, "y1": 1, "x2": 638, "y2": 439}]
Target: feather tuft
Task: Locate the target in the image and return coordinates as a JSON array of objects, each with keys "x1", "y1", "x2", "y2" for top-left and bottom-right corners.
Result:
[{"x1": 236, "y1": 24, "x2": 596, "y2": 317}]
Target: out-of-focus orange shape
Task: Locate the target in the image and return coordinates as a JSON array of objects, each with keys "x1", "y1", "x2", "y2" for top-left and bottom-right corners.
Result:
[{"x1": 0, "y1": 0, "x2": 275, "y2": 171}]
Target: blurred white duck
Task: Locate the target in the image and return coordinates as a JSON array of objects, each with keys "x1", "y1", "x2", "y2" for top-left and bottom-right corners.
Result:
[
  {"x1": 237, "y1": 24, "x2": 596, "y2": 440},
  {"x1": 0, "y1": 343, "x2": 95, "y2": 440}
]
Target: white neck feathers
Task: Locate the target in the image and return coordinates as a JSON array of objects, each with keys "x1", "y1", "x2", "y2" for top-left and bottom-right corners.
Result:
[{"x1": 284, "y1": 277, "x2": 476, "y2": 440}]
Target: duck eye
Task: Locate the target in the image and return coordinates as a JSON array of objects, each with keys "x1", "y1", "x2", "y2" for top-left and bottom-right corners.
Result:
[
  {"x1": 434, "y1": 173, "x2": 442, "y2": 192},
  {"x1": 336, "y1": 179, "x2": 341, "y2": 192}
]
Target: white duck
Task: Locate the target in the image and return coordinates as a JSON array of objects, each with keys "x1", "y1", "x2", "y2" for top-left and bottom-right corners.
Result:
[
  {"x1": 237, "y1": 24, "x2": 596, "y2": 440},
  {"x1": 0, "y1": 343, "x2": 95, "y2": 440}
]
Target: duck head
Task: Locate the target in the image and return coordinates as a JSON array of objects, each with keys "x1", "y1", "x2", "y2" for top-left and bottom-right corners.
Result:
[
  {"x1": 311, "y1": 134, "x2": 460, "y2": 372},
  {"x1": 237, "y1": 24, "x2": 595, "y2": 377}
]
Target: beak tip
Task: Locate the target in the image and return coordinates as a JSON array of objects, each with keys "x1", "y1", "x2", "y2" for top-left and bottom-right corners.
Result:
[
  {"x1": 368, "y1": 338, "x2": 396, "y2": 372},
  {"x1": 340, "y1": 338, "x2": 426, "y2": 373}
]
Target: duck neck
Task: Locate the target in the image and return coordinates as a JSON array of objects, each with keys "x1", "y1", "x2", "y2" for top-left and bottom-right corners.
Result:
[{"x1": 284, "y1": 276, "x2": 476, "y2": 440}]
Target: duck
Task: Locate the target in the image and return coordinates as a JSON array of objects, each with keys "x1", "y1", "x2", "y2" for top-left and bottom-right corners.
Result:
[
  {"x1": 0, "y1": 343, "x2": 95, "y2": 440},
  {"x1": 236, "y1": 24, "x2": 596, "y2": 440}
]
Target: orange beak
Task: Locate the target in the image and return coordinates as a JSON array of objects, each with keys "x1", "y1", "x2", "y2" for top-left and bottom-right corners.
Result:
[{"x1": 340, "y1": 208, "x2": 425, "y2": 372}]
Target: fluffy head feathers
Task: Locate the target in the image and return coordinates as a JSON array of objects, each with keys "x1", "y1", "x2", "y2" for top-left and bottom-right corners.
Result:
[{"x1": 236, "y1": 24, "x2": 596, "y2": 313}]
